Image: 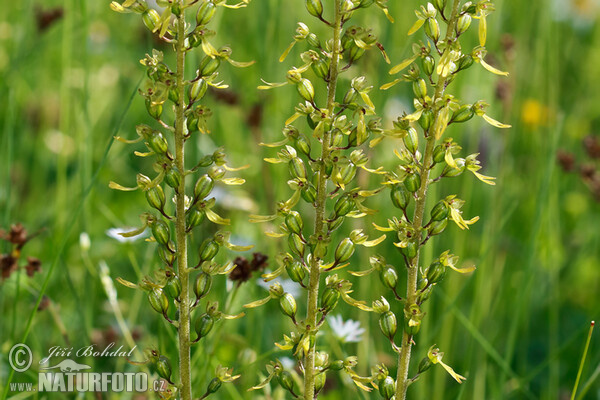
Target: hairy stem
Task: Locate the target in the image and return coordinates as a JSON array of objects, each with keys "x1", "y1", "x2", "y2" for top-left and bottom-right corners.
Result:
[
  {"x1": 394, "y1": 1, "x2": 461, "y2": 398},
  {"x1": 174, "y1": 3, "x2": 192, "y2": 400},
  {"x1": 304, "y1": 1, "x2": 342, "y2": 399}
]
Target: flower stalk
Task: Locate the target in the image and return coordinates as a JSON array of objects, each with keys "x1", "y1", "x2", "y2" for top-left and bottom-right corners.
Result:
[
  {"x1": 110, "y1": 0, "x2": 252, "y2": 398},
  {"x1": 304, "y1": 2, "x2": 343, "y2": 398}
]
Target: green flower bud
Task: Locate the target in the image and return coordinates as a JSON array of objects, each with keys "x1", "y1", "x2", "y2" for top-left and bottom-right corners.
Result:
[
  {"x1": 285, "y1": 259, "x2": 306, "y2": 283},
  {"x1": 285, "y1": 211, "x2": 304, "y2": 236},
  {"x1": 334, "y1": 238, "x2": 355, "y2": 264},
  {"x1": 301, "y1": 184, "x2": 317, "y2": 203},
  {"x1": 433, "y1": 144, "x2": 445, "y2": 163},
  {"x1": 159, "y1": 246, "x2": 176, "y2": 266},
  {"x1": 279, "y1": 293, "x2": 297, "y2": 320},
  {"x1": 145, "y1": 99, "x2": 163, "y2": 119},
  {"x1": 297, "y1": 78, "x2": 315, "y2": 102},
  {"x1": 379, "y1": 376, "x2": 395, "y2": 400},
  {"x1": 433, "y1": 0, "x2": 446, "y2": 11},
  {"x1": 305, "y1": 0, "x2": 323, "y2": 18},
  {"x1": 312, "y1": 58, "x2": 329, "y2": 79},
  {"x1": 418, "y1": 356, "x2": 433, "y2": 373},
  {"x1": 277, "y1": 371, "x2": 295, "y2": 393},
  {"x1": 327, "y1": 216, "x2": 344, "y2": 232},
  {"x1": 165, "y1": 274, "x2": 182, "y2": 300},
  {"x1": 424, "y1": 18, "x2": 441, "y2": 42},
  {"x1": 148, "y1": 289, "x2": 169, "y2": 314},
  {"x1": 400, "y1": 241, "x2": 418, "y2": 259},
  {"x1": 379, "y1": 267, "x2": 398, "y2": 290},
  {"x1": 451, "y1": 104, "x2": 475, "y2": 123},
  {"x1": 456, "y1": 55, "x2": 474, "y2": 72},
  {"x1": 152, "y1": 220, "x2": 171, "y2": 247},
  {"x1": 165, "y1": 166, "x2": 182, "y2": 189},
  {"x1": 442, "y1": 158, "x2": 466, "y2": 177},
  {"x1": 187, "y1": 208, "x2": 205, "y2": 230},
  {"x1": 404, "y1": 172, "x2": 421, "y2": 193},
  {"x1": 320, "y1": 287, "x2": 340, "y2": 313},
  {"x1": 188, "y1": 78, "x2": 208, "y2": 103},
  {"x1": 416, "y1": 282, "x2": 433, "y2": 304},
  {"x1": 349, "y1": 45, "x2": 365, "y2": 63},
  {"x1": 403, "y1": 126, "x2": 419, "y2": 154},
  {"x1": 456, "y1": 13, "x2": 472, "y2": 35},
  {"x1": 199, "y1": 55, "x2": 221, "y2": 77},
  {"x1": 142, "y1": 9, "x2": 160, "y2": 31},
  {"x1": 194, "y1": 272, "x2": 212, "y2": 299},
  {"x1": 199, "y1": 239, "x2": 220, "y2": 262},
  {"x1": 428, "y1": 218, "x2": 448, "y2": 236},
  {"x1": 390, "y1": 185, "x2": 411, "y2": 210},
  {"x1": 314, "y1": 372, "x2": 326, "y2": 394},
  {"x1": 295, "y1": 136, "x2": 312, "y2": 157},
  {"x1": 208, "y1": 165, "x2": 226, "y2": 180},
  {"x1": 422, "y1": 55, "x2": 435, "y2": 76},
  {"x1": 379, "y1": 311, "x2": 397, "y2": 341},
  {"x1": 146, "y1": 186, "x2": 166, "y2": 211},
  {"x1": 196, "y1": 0, "x2": 217, "y2": 25},
  {"x1": 156, "y1": 355, "x2": 172, "y2": 382},
  {"x1": 404, "y1": 304, "x2": 423, "y2": 336},
  {"x1": 288, "y1": 234, "x2": 305, "y2": 258},
  {"x1": 419, "y1": 109, "x2": 434, "y2": 131},
  {"x1": 330, "y1": 360, "x2": 344, "y2": 370},
  {"x1": 412, "y1": 79, "x2": 427, "y2": 100},
  {"x1": 195, "y1": 313, "x2": 214, "y2": 339},
  {"x1": 194, "y1": 174, "x2": 214, "y2": 200},
  {"x1": 426, "y1": 261, "x2": 446, "y2": 284},
  {"x1": 334, "y1": 195, "x2": 354, "y2": 217},
  {"x1": 206, "y1": 377, "x2": 222, "y2": 394},
  {"x1": 289, "y1": 157, "x2": 307, "y2": 179},
  {"x1": 430, "y1": 201, "x2": 449, "y2": 221},
  {"x1": 306, "y1": 32, "x2": 320, "y2": 48}
]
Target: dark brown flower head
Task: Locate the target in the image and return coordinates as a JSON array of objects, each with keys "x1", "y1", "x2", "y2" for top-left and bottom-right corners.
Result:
[
  {"x1": 580, "y1": 163, "x2": 596, "y2": 180},
  {"x1": 557, "y1": 150, "x2": 576, "y2": 172},
  {"x1": 37, "y1": 295, "x2": 51, "y2": 311},
  {"x1": 0, "y1": 224, "x2": 28, "y2": 246},
  {"x1": 1, "y1": 254, "x2": 18, "y2": 280},
  {"x1": 25, "y1": 257, "x2": 42, "y2": 277},
  {"x1": 35, "y1": 6, "x2": 64, "y2": 32},
  {"x1": 583, "y1": 135, "x2": 600, "y2": 159},
  {"x1": 229, "y1": 252, "x2": 268, "y2": 283}
]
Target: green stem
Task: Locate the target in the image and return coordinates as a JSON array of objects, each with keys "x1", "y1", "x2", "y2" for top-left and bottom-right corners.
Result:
[
  {"x1": 394, "y1": 1, "x2": 461, "y2": 399},
  {"x1": 304, "y1": 2, "x2": 342, "y2": 399},
  {"x1": 174, "y1": 4, "x2": 192, "y2": 400}
]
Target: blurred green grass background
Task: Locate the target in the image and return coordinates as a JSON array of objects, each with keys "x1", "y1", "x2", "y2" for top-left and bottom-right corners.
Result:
[{"x1": 1, "y1": 0, "x2": 599, "y2": 399}]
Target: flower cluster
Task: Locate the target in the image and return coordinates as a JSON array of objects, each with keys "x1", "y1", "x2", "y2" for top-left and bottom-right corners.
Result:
[
  {"x1": 110, "y1": 1, "x2": 252, "y2": 398},
  {"x1": 244, "y1": 0, "x2": 393, "y2": 398}
]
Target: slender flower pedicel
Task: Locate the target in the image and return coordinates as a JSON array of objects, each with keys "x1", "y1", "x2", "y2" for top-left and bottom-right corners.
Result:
[
  {"x1": 245, "y1": 0, "x2": 392, "y2": 398},
  {"x1": 373, "y1": 0, "x2": 510, "y2": 398},
  {"x1": 109, "y1": 1, "x2": 252, "y2": 398}
]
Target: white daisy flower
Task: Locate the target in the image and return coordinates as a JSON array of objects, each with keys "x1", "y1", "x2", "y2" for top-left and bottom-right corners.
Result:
[
  {"x1": 327, "y1": 314, "x2": 365, "y2": 343},
  {"x1": 105, "y1": 227, "x2": 147, "y2": 243}
]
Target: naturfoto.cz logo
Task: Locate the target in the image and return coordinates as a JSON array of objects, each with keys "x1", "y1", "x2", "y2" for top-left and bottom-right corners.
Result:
[{"x1": 7, "y1": 343, "x2": 167, "y2": 393}]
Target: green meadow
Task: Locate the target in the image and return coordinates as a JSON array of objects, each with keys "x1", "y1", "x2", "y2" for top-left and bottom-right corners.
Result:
[{"x1": 1, "y1": 0, "x2": 599, "y2": 399}]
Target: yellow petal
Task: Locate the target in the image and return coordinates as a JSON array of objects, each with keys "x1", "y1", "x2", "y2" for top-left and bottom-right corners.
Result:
[
  {"x1": 361, "y1": 234, "x2": 386, "y2": 247},
  {"x1": 372, "y1": 222, "x2": 394, "y2": 232},
  {"x1": 228, "y1": 59, "x2": 255, "y2": 68},
  {"x1": 221, "y1": 177, "x2": 246, "y2": 185},
  {"x1": 482, "y1": 113, "x2": 511, "y2": 128},
  {"x1": 380, "y1": 79, "x2": 401, "y2": 91},
  {"x1": 279, "y1": 41, "x2": 296, "y2": 62},
  {"x1": 479, "y1": 15, "x2": 487, "y2": 47},
  {"x1": 243, "y1": 295, "x2": 272, "y2": 309},
  {"x1": 109, "y1": 181, "x2": 138, "y2": 191},
  {"x1": 248, "y1": 214, "x2": 277, "y2": 223},
  {"x1": 480, "y1": 58, "x2": 509, "y2": 76},
  {"x1": 407, "y1": 18, "x2": 425, "y2": 36},
  {"x1": 389, "y1": 55, "x2": 418, "y2": 75},
  {"x1": 116, "y1": 277, "x2": 138, "y2": 289},
  {"x1": 206, "y1": 209, "x2": 231, "y2": 225}
]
